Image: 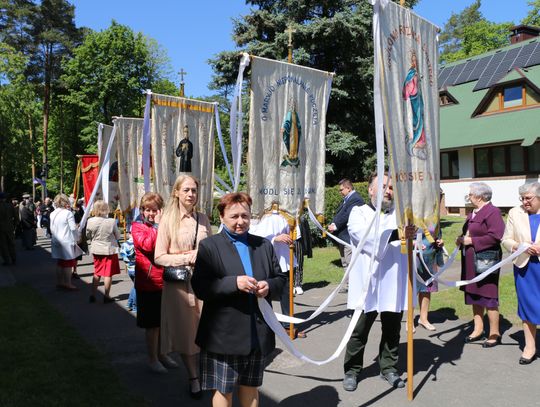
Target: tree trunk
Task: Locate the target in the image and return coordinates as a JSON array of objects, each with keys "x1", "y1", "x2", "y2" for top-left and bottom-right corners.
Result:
[
  {"x1": 42, "y1": 44, "x2": 52, "y2": 200},
  {"x1": 29, "y1": 114, "x2": 36, "y2": 200}
]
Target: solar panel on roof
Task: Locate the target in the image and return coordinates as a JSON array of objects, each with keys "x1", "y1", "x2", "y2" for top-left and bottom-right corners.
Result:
[
  {"x1": 512, "y1": 46, "x2": 532, "y2": 68},
  {"x1": 447, "y1": 63, "x2": 466, "y2": 85},
  {"x1": 438, "y1": 67, "x2": 450, "y2": 86},
  {"x1": 464, "y1": 59, "x2": 480, "y2": 82},
  {"x1": 468, "y1": 55, "x2": 492, "y2": 81},
  {"x1": 455, "y1": 60, "x2": 476, "y2": 83},
  {"x1": 486, "y1": 59, "x2": 514, "y2": 87},
  {"x1": 524, "y1": 42, "x2": 540, "y2": 67},
  {"x1": 502, "y1": 47, "x2": 520, "y2": 61},
  {"x1": 473, "y1": 51, "x2": 506, "y2": 90},
  {"x1": 438, "y1": 39, "x2": 540, "y2": 90}
]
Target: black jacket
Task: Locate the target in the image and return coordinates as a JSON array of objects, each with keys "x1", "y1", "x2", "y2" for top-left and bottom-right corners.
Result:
[
  {"x1": 331, "y1": 191, "x2": 365, "y2": 244},
  {"x1": 192, "y1": 230, "x2": 286, "y2": 356}
]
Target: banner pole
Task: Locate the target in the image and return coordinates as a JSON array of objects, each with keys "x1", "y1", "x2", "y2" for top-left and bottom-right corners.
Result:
[
  {"x1": 289, "y1": 223, "x2": 295, "y2": 340},
  {"x1": 406, "y1": 229, "x2": 414, "y2": 401}
]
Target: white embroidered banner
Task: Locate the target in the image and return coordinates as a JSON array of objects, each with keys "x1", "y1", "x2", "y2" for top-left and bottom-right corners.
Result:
[
  {"x1": 150, "y1": 93, "x2": 215, "y2": 216},
  {"x1": 247, "y1": 56, "x2": 332, "y2": 218},
  {"x1": 375, "y1": 0, "x2": 440, "y2": 235},
  {"x1": 114, "y1": 117, "x2": 147, "y2": 211},
  {"x1": 97, "y1": 123, "x2": 119, "y2": 210}
]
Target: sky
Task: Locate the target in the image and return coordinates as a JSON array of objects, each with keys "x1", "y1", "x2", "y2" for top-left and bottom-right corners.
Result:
[{"x1": 69, "y1": 0, "x2": 534, "y2": 98}]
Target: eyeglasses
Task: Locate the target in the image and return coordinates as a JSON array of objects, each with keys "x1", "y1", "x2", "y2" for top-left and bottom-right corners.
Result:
[{"x1": 519, "y1": 195, "x2": 538, "y2": 202}]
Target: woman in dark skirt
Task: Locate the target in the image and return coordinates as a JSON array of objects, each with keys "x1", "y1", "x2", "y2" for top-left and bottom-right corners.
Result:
[
  {"x1": 192, "y1": 192, "x2": 286, "y2": 407},
  {"x1": 131, "y1": 192, "x2": 178, "y2": 373},
  {"x1": 457, "y1": 182, "x2": 505, "y2": 348}
]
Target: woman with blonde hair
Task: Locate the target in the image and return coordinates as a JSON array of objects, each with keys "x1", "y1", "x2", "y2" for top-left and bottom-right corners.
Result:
[
  {"x1": 50, "y1": 193, "x2": 83, "y2": 290},
  {"x1": 86, "y1": 200, "x2": 121, "y2": 303},
  {"x1": 155, "y1": 175, "x2": 212, "y2": 398}
]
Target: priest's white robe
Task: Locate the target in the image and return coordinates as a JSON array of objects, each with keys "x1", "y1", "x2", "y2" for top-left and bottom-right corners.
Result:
[
  {"x1": 347, "y1": 204, "x2": 409, "y2": 312},
  {"x1": 249, "y1": 212, "x2": 297, "y2": 273}
]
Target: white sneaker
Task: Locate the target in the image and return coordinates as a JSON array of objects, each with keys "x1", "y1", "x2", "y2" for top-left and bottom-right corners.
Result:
[
  {"x1": 159, "y1": 354, "x2": 179, "y2": 369},
  {"x1": 148, "y1": 360, "x2": 168, "y2": 374},
  {"x1": 294, "y1": 286, "x2": 304, "y2": 295}
]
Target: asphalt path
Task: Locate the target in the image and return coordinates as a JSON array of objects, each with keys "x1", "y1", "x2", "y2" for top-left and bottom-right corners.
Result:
[{"x1": 1, "y1": 229, "x2": 539, "y2": 406}]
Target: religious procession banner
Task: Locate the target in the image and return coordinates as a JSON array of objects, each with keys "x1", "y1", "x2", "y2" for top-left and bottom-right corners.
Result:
[
  {"x1": 80, "y1": 155, "x2": 99, "y2": 206},
  {"x1": 247, "y1": 56, "x2": 333, "y2": 218},
  {"x1": 97, "y1": 123, "x2": 119, "y2": 210},
  {"x1": 374, "y1": 0, "x2": 440, "y2": 237},
  {"x1": 149, "y1": 93, "x2": 215, "y2": 216},
  {"x1": 114, "y1": 117, "x2": 147, "y2": 211}
]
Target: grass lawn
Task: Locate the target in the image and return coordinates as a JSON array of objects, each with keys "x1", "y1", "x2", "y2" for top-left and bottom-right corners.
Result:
[{"x1": 0, "y1": 285, "x2": 145, "y2": 407}]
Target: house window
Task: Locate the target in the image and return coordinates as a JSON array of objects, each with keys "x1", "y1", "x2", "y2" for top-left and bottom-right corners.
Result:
[
  {"x1": 441, "y1": 150, "x2": 459, "y2": 179},
  {"x1": 503, "y1": 86, "x2": 523, "y2": 108},
  {"x1": 474, "y1": 142, "x2": 539, "y2": 177}
]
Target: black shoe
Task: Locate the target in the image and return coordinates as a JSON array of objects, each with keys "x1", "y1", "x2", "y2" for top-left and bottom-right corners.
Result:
[
  {"x1": 71, "y1": 272, "x2": 80, "y2": 280},
  {"x1": 464, "y1": 332, "x2": 485, "y2": 343},
  {"x1": 89, "y1": 295, "x2": 96, "y2": 303},
  {"x1": 519, "y1": 355, "x2": 537, "y2": 365},
  {"x1": 482, "y1": 335, "x2": 502, "y2": 348},
  {"x1": 342, "y1": 372, "x2": 359, "y2": 392},
  {"x1": 189, "y1": 378, "x2": 202, "y2": 399},
  {"x1": 103, "y1": 296, "x2": 116, "y2": 304},
  {"x1": 380, "y1": 371, "x2": 405, "y2": 388}
]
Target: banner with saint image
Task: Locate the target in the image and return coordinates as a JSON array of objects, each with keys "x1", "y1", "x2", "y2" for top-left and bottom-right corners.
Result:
[
  {"x1": 248, "y1": 56, "x2": 332, "y2": 218},
  {"x1": 374, "y1": 0, "x2": 440, "y2": 237},
  {"x1": 150, "y1": 93, "x2": 215, "y2": 216}
]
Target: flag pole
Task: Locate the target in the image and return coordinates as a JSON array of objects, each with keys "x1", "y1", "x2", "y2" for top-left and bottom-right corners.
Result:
[
  {"x1": 286, "y1": 23, "x2": 297, "y2": 341},
  {"x1": 398, "y1": 1, "x2": 415, "y2": 401}
]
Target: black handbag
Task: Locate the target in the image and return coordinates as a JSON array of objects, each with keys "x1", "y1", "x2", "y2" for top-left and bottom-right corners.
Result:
[
  {"x1": 163, "y1": 213, "x2": 199, "y2": 282},
  {"x1": 474, "y1": 249, "x2": 500, "y2": 275}
]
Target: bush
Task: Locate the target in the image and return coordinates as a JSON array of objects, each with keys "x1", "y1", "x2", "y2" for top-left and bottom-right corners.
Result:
[{"x1": 324, "y1": 182, "x2": 369, "y2": 224}]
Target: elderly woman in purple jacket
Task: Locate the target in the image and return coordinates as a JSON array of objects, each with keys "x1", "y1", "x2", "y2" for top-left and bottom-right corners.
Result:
[{"x1": 456, "y1": 182, "x2": 505, "y2": 348}]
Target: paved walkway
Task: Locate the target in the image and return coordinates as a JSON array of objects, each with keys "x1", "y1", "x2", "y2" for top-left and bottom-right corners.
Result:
[{"x1": 4, "y1": 230, "x2": 540, "y2": 406}]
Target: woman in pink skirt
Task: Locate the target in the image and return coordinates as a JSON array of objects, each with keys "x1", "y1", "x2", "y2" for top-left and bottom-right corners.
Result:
[{"x1": 86, "y1": 200, "x2": 121, "y2": 303}]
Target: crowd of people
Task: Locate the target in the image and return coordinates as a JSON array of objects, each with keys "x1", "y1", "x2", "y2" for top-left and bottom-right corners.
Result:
[{"x1": 2, "y1": 177, "x2": 539, "y2": 407}]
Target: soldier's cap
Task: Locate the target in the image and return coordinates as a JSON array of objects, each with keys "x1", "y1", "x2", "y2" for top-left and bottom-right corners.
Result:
[{"x1": 22, "y1": 193, "x2": 30, "y2": 198}]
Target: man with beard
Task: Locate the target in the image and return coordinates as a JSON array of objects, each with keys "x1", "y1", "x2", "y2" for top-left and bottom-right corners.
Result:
[{"x1": 342, "y1": 172, "x2": 415, "y2": 391}]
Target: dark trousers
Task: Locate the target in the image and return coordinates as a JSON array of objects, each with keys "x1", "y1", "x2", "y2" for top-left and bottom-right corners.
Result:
[
  {"x1": 280, "y1": 273, "x2": 291, "y2": 326},
  {"x1": 344, "y1": 310, "x2": 403, "y2": 375},
  {"x1": 0, "y1": 230, "x2": 16, "y2": 264}
]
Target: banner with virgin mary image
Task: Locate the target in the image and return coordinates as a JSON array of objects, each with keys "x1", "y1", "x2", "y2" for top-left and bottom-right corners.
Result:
[
  {"x1": 374, "y1": 0, "x2": 440, "y2": 237},
  {"x1": 248, "y1": 56, "x2": 333, "y2": 218},
  {"x1": 149, "y1": 93, "x2": 215, "y2": 216}
]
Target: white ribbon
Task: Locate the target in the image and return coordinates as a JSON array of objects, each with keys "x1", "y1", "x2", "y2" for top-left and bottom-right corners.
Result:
[
  {"x1": 142, "y1": 90, "x2": 152, "y2": 193},
  {"x1": 78, "y1": 125, "x2": 117, "y2": 230},
  {"x1": 413, "y1": 235, "x2": 530, "y2": 287},
  {"x1": 230, "y1": 53, "x2": 250, "y2": 191},
  {"x1": 213, "y1": 102, "x2": 234, "y2": 187},
  {"x1": 214, "y1": 173, "x2": 233, "y2": 193}
]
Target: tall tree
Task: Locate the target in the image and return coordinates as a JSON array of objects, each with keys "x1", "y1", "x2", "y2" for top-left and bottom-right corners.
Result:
[
  {"x1": 0, "y1": 42, "x2": 41, "y2": 194},
  {"x1": 208, "y1": 0, "x2": 417, "y2": 183},
  {"x1": 30, "y1": 0, "x2": 80, "y2": 198},
  {"x1": 438, "y1": 0, "x2": 513, "y2": 64},
  {"x1": 522, "y1": 0, "x2": 540, "y2": 26}
]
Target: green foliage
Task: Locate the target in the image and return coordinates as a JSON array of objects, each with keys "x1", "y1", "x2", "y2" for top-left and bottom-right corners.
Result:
[
  {"x1": 208, "y1": 0, "x2": 417, "y2": 185},
  {"x1": 324, "y1": 181, "x2": 368, "y2": 225},
  {"x1": 438, "y1": 0, "x2": 512, "y2": 63},
  {"x1": 522, "y1": 0, "x2": 540, "y2": 26}
]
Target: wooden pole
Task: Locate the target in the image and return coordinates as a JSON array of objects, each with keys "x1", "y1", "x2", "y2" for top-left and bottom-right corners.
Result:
[
  {"x1": 406, "y1": 232, "x2": 414, "y2": 401},
  {"x1": 398, "y1": 0, "x2": 414, "y2": 400},
  {"x1": 289, "y1": 224, "x2": 295, "y2": 340}
]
